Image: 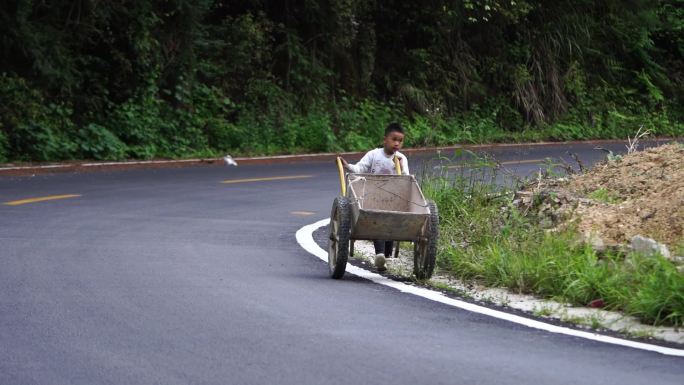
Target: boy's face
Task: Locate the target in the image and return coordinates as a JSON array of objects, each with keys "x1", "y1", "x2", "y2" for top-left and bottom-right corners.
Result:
[{"x1": 383, "y1": 131, "x2": 405, "y2": 154}]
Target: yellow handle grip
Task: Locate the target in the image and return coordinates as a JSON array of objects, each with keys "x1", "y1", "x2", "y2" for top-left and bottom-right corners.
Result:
[
  {"x1": 394, "y1": 156, "x2": 402, "y2": 175},
  {"x1": 336, "y1": 157, "x2": 347, "y2": 196}
]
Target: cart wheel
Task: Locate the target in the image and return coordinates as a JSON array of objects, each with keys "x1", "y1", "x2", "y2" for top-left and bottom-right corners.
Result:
[
  {"x1": 328, "y1": 196, "x2": 351, "y2": 279},
  {"x1": 414, "y1": 200, "x2": 439, "y2": 279}
]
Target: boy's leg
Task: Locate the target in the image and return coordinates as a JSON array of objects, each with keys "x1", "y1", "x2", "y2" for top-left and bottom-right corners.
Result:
[
  {"x1": 373, "y1": 240, "x2": 387, "y2": 271},
  {"x1": 384, "y1": 241, "x2": 394, "y2": 257},
  {"x1": 373, "y1": 240, "x2": 385, "y2": 255}
]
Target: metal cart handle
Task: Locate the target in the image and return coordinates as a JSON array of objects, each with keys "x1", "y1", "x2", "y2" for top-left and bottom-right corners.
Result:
[{"x1": 336, "y1": 157, "x2": 347, "y2": 196}]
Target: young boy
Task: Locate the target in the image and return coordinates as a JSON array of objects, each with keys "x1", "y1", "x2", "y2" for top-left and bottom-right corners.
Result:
[{"x1": 339, "y1": 122, "x2": 409, "y2": 271}]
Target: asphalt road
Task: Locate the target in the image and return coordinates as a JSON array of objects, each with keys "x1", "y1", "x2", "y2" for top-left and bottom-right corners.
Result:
[{"x1": 1, "y1": 142, "x2": 682, "y2": 384}]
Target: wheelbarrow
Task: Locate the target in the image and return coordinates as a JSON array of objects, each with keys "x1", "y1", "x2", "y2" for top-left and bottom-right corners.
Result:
[{"x1": 327, "y1": 157, "x2": 439, "y2": 279}]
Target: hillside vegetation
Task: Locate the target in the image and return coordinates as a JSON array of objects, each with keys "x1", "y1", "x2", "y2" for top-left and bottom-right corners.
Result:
[{"x1": 1, "y1": 1, "x2": 683, "y2": 162}]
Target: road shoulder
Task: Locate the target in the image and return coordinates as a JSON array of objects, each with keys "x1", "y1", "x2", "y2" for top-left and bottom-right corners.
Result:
[{"x1": 299, "y1": 218, "x2": 684, "y2": 356}]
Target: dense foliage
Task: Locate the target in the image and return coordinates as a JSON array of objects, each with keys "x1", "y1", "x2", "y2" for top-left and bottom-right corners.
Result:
[{"x1": 1, "y1": 1, "x2": 683, "y2": 162}]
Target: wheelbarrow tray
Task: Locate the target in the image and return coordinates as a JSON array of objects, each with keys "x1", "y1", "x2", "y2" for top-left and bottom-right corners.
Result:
[{"x1": 346, "y1": 174, "x2": 430, "y2": 242}]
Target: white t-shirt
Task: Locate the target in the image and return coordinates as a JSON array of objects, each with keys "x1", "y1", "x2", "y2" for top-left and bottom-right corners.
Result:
[{"x1": 346, "y1": 148, "x2": 409, "y2": 175}]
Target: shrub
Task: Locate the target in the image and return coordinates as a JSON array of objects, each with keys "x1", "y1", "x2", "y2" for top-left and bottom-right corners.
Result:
[
  {"x1": 335, "y1": 98, "x2": 397, "y2": 151},
  {"x1": 283, "y1": 111, "x2": 335, "y2": 153},
  {"x1": 0, "y1": 129, "x2": 8, "y2": 162},
  {"x1": 75, "y1": 123, "x2": 127, "y2": 160},
  {"x1": 0, "y1": 74, "x2": 77, "y2": 161},
  {"x1": 105, "y1": 91, "x2": 165, "y2": 159}
]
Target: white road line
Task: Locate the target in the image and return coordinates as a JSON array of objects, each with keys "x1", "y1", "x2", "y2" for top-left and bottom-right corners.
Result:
[
  {"x1": 0, "y1": 159, "x2": 208, "y2": 171},
  {"x1": 296, "y1": 218, "x2": 684, "y2": 357},
  {"x1": 0, "y1": 164, "x2": 70, "y2": 171}
]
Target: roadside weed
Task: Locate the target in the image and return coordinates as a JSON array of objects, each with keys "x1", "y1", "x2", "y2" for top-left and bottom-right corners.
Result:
[
  {"x1": 560, "y1": 313, "x2": 586, "y2": 325},
  {"x1": 429, "y1": 281, "x2": 462, "y2": 295},
  {"x1": 621, "y1": 328, "x2": 656, "y2": 340},
  {"x1": 420, "y1": 155, "x2": 684, "y2": 327},
  {"x1": 585, "y1": 314, "x2": 607, "y2": 330},
  {"x1": 588, "y1": 188, "x2": 621, "y2": 204},
  {"x1": 533, "y1": 305, "x2": 555, "y2": 317}
]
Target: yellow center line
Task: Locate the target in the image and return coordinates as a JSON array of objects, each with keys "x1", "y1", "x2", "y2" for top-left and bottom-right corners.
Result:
[
  {"x1": 221, "y1": 175, "x2": 313, "y2": 184},
  {"x1": 446, "y1": 158, "x2": 547, "y2": 168},
  {"x1": 4, "y1": 194, "x2": 82, "y2": 206}
]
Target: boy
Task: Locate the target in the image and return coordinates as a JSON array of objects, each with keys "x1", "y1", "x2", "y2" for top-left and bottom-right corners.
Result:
[{"x1": 339, "y1": 122, "x2": 409, "y2": 271}]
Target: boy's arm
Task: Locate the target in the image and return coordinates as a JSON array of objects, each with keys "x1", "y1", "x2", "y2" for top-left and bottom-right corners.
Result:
[{"x1": 345, "y1": 151, "x2": 373, "y2": 173}]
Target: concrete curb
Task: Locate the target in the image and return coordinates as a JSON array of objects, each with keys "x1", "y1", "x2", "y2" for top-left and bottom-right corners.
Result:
[{"x1": 0, "y1": 138, "x2": 675, "y2": 176}]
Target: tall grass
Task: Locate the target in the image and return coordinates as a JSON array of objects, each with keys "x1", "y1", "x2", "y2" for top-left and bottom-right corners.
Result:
[{"x1": 420, "y1": 154, "x2": 684, "y2": 327}]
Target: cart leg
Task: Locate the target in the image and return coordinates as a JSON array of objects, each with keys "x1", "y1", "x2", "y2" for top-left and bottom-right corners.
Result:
[
  {"x1": 393, "y1": 242, "x2": 400, "y2": 258},
  {"x1": 350, "y1": 240, "x2": 355, "y2": 257}
]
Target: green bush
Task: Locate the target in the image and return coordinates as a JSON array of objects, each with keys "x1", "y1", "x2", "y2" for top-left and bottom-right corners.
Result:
[
  {"x1": 0, "y1": 129, "x2": 8, "y2": 162},
  {"x1": 283, "y1": 111, "x2": 335, "y2": 153},
  {"x1": 192, "y1": 85, "x2": 240, "y2": 152},
  {"x1": 335, "y1": 98, "x2": 397, "y2": 151},
  {"x1": 11, "y1": 120, "x2": 77, "y2": 161},
  {"x1": 1, "y1": 1, "x2": 683, "y2": 163},
  {"x1": 105, "y1": 91, "x2": 165, "y2": 159},
  {"x1": 75, "y1": 123, "x2": 127, "y2": 160},
  {"x1": 0, "y1": 74, "x2": 77, "y2": 161}
]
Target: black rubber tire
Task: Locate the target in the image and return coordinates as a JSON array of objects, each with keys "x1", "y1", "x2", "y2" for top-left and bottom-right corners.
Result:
[
  {"x1": 414, "y1": 200, "x2": 439, "y2": 279},
  {"x1": 328, "y1": 196, "x2": 351, "y2": 279}
]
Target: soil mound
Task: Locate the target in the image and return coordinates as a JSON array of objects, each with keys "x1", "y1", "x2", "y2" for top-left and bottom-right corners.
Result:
[{"x1": 517, "y1": 143, "x2": 683, "y2": 250}]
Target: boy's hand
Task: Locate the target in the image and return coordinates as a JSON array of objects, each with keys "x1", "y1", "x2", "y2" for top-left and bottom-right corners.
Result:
[
  {"x1": 394, "y1": 155, "x2": 404, "y2": 170},
  {"x1": 338, "y1": 156, "x2": 349, "y2": 167}
]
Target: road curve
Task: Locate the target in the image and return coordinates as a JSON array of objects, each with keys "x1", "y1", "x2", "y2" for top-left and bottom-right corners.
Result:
[{"x1": 1, "y1": 142, "x2": 682, "y2": 385}]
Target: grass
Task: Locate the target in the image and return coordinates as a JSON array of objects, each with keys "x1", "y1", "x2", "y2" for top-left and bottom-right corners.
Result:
[
  {"x1": 560, "y1": 313, "x2": 586, "y2": 325},
  {"x1": 584, "y1": 314, "x2": 607, "y2": 330},
  {"x1": 559, "y1": 313, "x2": 606, "y2": 330},
  {"x1": 429, "y1": 281, "x2": 463, "y2": 295},
  {"x1": 587, "y1": 188, "x2": 621, "y2": 204},
  {"x1": 533, "y1": 305, "x2": 555, "y2": 317},
  {"x1": 419, "y1": 153, "x2": 684, "y2": 327},
  {"x1": 622, "y1": 328, "x2": 656, "y2": 340}
]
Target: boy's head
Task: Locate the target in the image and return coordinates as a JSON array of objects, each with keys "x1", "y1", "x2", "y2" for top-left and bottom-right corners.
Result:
[{"x1": 383, "y1": 122, "x2": 405, "y2": 154}]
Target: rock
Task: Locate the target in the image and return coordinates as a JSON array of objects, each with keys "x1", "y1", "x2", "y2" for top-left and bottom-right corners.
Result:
[
  {"x1": 589, "y1": 234, "x2": 605, "y2": 253},
  {"x1": 639, "y1": 208, "x2": 656, "y2": 220},
  {"x1": 582, "y1": 232, "x2": 606, "y2": 253},
  {"x1": 538, "y1": 218, "x2": 554, "y2": 228},
  {"x1": 630, "y1": 235, "x2": 671, "y2": 259}
]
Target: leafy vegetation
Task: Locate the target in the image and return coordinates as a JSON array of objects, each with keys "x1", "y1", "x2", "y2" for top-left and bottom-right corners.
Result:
[
  {"x1": 1, "y1": 1, "x2": 683, "y2": 161},
  {"x1": 421, "y1": 155, "x2": 684, "y2": 327}
]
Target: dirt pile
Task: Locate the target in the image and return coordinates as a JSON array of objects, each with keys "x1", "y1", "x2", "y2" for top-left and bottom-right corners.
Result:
[{"x1": 516, "y1": 143, "x2": 683, "y2": 251}]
